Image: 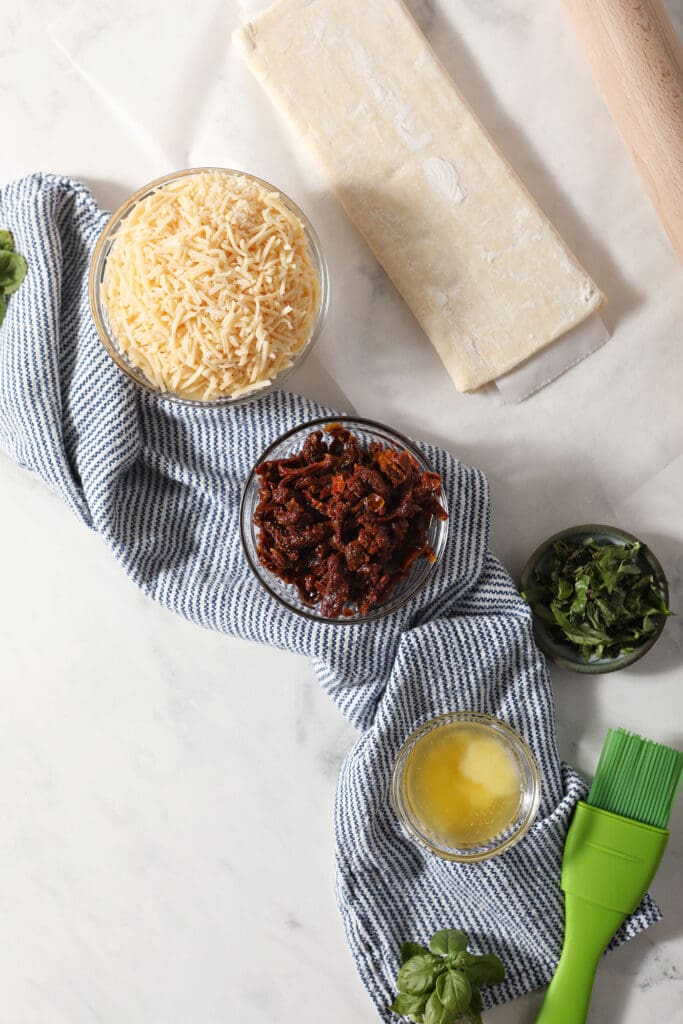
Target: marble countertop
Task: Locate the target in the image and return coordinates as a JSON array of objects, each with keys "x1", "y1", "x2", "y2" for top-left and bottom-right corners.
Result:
[{"x1": 2, "y1": 1, "x2": 682, "y2": 1021}]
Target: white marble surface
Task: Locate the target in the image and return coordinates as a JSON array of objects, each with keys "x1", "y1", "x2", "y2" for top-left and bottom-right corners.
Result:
[{"x1": 2, "y1": 1, "x2": 682, "y2": 1021}]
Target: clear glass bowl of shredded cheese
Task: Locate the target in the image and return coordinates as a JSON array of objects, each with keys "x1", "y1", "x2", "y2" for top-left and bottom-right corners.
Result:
[{"x1": 89, "y1": 167, "x2": 329, "y2": 404}]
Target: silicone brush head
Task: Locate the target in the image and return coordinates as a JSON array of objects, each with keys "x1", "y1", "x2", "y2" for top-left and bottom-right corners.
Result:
[{"x1": 587, "y1": 727, "x2": 683, "y2": 828}]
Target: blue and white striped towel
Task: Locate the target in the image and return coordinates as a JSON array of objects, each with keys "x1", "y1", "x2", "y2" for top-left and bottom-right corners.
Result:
[{"x1": 0, "y1": 173, "x2": 660, "y2": 1018}]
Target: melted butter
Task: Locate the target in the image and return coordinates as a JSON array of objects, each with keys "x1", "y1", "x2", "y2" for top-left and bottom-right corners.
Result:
[{"x1": 403, "y1": 723, "x2": 523, "y2": 847}]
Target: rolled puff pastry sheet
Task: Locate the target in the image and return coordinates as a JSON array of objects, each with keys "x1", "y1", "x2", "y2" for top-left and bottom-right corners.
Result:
[{"x1": 236, "y1": 0, "x2": 605, "y2": 393}]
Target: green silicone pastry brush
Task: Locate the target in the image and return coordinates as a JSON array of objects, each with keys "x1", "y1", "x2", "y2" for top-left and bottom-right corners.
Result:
[{"x1": 535, "y1": 727, "x2": 682, "y2": 1024}]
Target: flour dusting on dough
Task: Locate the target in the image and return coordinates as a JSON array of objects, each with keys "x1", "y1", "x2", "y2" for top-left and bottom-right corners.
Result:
[
  {"x1": 426, "y1": 286, "x2": 449, "y2": 309},
  {"x1": 423, "y1": 157, "x2": 466, "y2": 204}
]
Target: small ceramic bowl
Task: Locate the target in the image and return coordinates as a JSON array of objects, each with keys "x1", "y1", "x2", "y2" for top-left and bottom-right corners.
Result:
[
  {"x1": 520, "y1": 524, "x2": 669, "y2": 674},
  {"x1": 89, "y1": 167, "x2": 329, "y2": 406},
  {"x1": 240, "y1": 415, "x2": 449, "y2": 624}
]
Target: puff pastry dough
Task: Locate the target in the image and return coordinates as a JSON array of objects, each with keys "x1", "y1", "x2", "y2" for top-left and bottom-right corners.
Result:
[{"x1": 236, "y1": 0, "x2": 605, "y2": 391}]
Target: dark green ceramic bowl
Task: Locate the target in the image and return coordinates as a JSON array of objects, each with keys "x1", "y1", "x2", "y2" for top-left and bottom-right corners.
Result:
[{"x1": 520, "y1": 524, "x2": 669, "y2": 674}]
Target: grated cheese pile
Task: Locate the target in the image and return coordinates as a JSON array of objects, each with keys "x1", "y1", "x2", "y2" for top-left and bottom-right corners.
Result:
[{"x1": 101, "y1": 171, "x2": 321, "y2": 401}]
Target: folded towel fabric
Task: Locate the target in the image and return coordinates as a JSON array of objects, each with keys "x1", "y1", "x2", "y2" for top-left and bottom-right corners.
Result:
[{"x1": 0, "y1": 173, "x2": 659, "y2": 1018}]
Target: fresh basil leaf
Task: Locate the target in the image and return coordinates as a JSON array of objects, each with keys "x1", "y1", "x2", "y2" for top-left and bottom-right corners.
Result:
[
  {"x1": 430, "y1": 929, "x2": 468, "y2": 957},
  {"x1": 466, "y1": 987, "x2": 483, "y2": 1024},
  {"x1": 463, "y1": 953, "x2": 505, "y2": 988},
  {"x1": 401, "y1": 941, "x2": 431, "y2": 964},
  {"x1": 390, "y1": 992, "x2": 429, "y2": 1016},
  {"x1": 436, "y1": 970, "x2": 471, "y2": 1014},
  {"x1": 397, "y1": 955, "x2": 441, "y2": 995},
  {"x1": 424, "y1": 990, "x2": 457, "y2": 1024},
  {"x1": 0, "y1": 295, "x2": 5, "y2": 328},
  {"x1": 0, "y1": 229, "x2": 14, "y2": 252},
  {"x1": 452, "y1": 950, "x2": 476, "y2": 969},
  {"x1": 0, "y1": 250, "x2": 27, "y2": 296}
]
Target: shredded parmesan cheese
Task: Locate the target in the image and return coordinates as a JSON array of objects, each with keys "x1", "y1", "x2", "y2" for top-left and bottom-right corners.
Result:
[{"x1": 101, "y1": 171, "x2": 321, "y2": 401}]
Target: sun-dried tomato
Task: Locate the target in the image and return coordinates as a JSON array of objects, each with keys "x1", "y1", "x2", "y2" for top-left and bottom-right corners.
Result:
[{"x1": 253, "y1": 424, "x2": 447, "y2": 617}]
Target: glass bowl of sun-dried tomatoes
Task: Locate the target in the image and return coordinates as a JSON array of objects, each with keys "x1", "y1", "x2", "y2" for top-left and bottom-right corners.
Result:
[{"x1": 240, "y1": 416, "x2": 449, "y2": 623}]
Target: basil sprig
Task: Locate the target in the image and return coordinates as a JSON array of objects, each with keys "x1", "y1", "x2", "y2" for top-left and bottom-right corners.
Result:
[
  {"x1": 522, "y1": 538, "x2": 671, "y2": 662},
  {"x1": 390, "y1": 928, "x2": 505, "y2": 1023},
  {"x1": 0, "y1": 229, "x2": 28, "y2": 327}
]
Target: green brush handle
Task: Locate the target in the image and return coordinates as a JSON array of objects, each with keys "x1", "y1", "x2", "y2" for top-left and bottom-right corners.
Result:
[
  {"x1": 535, "y1": 802, "x2": 669, "y2": 1024},
  {"x1": 535, "y1": 895, "x2": 624, "y2": 1024}
]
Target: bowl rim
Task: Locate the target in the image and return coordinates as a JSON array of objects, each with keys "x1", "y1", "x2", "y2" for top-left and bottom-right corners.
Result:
[
  {"x1": 520, "y1": 523, "x2": 670, "y2": 674},
  {"x1": 88, "y1": 166, "x2": 330, "y2": 407},
  {"x1": 239, "y1": 414, "x2": 450, "y2": 625},
  {"x1": 390, "y1": 711, "x2": 541, "y2": 863}
]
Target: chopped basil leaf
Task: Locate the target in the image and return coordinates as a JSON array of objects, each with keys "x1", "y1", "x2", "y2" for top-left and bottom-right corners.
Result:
[{"x1": 523, "y1": 538, "x2": 671, "y2": 661}]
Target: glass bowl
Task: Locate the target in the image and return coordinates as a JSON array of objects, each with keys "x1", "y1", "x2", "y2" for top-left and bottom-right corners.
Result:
[
  {"x1": 89, "y1": 167, "x2": 329, "y2": 406},
  {"x1": 520, "y1": 524, "x2": 669, "y2": 674},
  {"x1": 239, "y1": 415, "x2": 449, "y2": 624},
  {"x1": 391, "y1": 712, "x2": 541, "y2": 863}
]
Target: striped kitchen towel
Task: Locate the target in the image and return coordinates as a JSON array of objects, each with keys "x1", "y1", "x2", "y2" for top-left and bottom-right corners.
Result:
[{"x1": 0, "y1": 173, "x2": 660, "y2": 1018}]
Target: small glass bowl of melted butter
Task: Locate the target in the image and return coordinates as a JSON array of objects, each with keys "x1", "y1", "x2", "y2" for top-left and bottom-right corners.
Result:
[{"x1": 391, "y1": 712, "x2": 540, "y2": 863}]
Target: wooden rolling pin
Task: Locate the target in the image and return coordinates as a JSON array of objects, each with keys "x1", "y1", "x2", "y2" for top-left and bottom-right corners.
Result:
[{"x1": 562, "y1": 0, "x2": 683, "y2": 262}]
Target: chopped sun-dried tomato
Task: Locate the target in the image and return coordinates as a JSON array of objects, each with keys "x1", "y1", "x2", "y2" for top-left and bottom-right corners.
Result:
[{"x1": 253, "y1": 425, "x2": 447, "y2": 617}]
